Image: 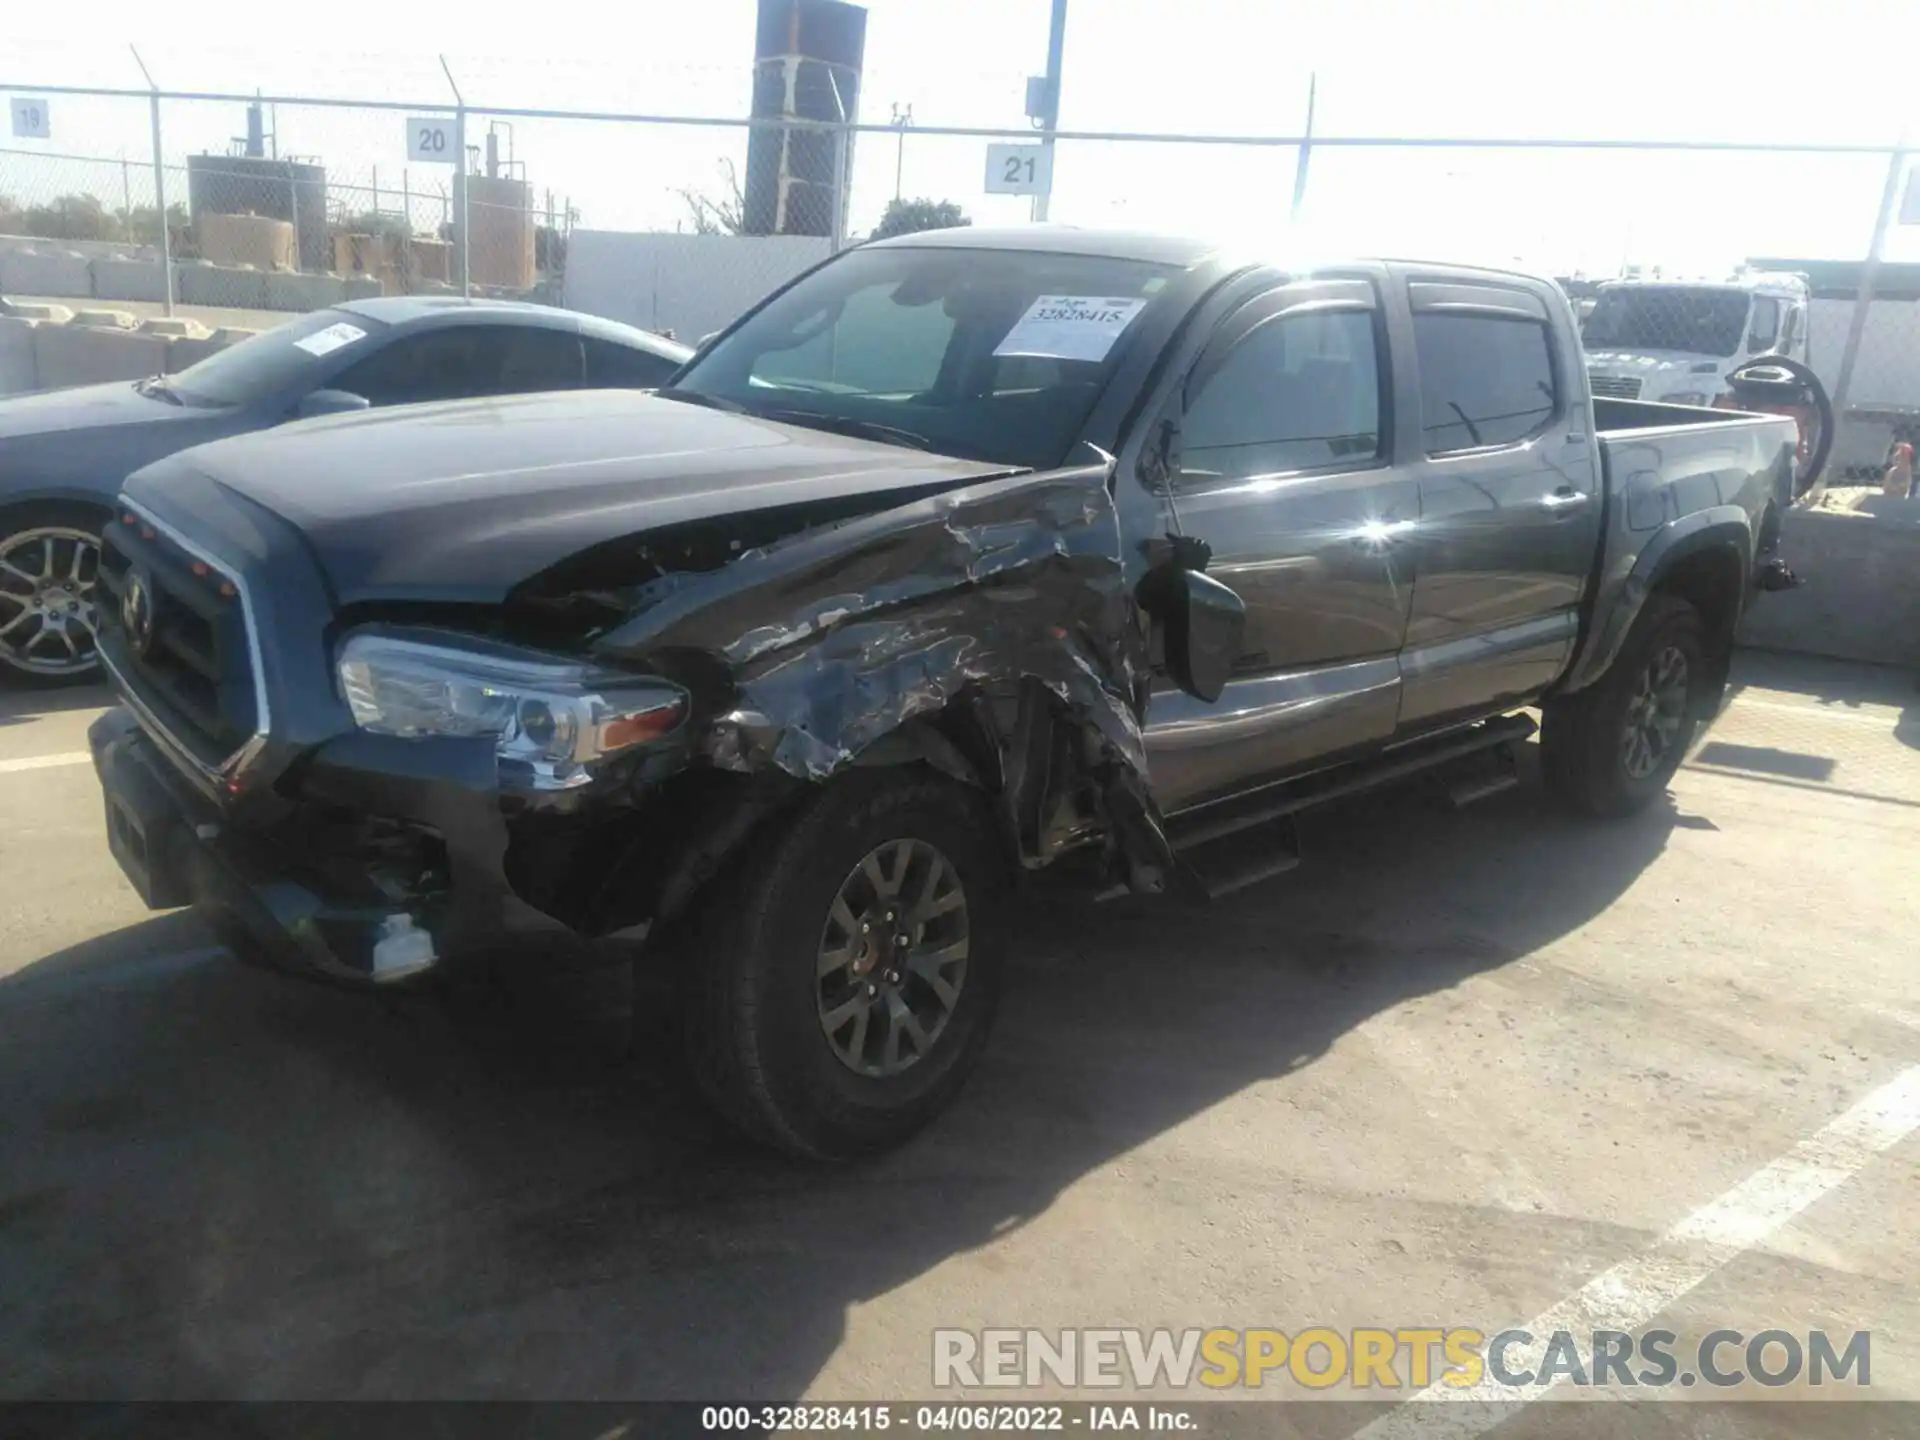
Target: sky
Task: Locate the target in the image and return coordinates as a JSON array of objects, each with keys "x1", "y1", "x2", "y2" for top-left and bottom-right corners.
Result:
[{"x1": 4, "y1": 0, "x2": 1916, "y2": 275}]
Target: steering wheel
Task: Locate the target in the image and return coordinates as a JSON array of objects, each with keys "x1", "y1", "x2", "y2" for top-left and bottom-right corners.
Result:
[{"x1": 1725, "y1": 356, "x2": 1834, "y2": 499}]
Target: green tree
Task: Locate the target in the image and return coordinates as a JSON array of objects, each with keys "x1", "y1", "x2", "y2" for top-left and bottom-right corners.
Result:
[
  {"x1": 20, "y1": 193, "x2": 118, "y2": 242},
  {"x1": 869, "y1": 198, "x2": 970, "y2": 241}
]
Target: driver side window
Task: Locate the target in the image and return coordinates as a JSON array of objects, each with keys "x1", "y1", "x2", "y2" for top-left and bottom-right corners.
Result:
[
  {"x1": 1748, "y1": 297, "x2": 1781, "y2": 353},
  {"x1": 1176, "y1": 308, "x2": 1383, "y2": 490}
]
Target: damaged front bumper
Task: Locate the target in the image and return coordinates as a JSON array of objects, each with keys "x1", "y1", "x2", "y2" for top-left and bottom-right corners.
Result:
[{"x1": 89, "y1": 707, "x2": 588, "y2": 986}]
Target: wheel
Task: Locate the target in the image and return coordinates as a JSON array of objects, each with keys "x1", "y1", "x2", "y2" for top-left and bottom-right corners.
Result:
[
  {"x1": 0, "y1": 503, "x2": 108, "y2": 686},
  {"x1": 1542, "y1": 594, "x2": 1703, "y2": 818},
  {"x1": 675, "y1": 769, "x2": 1009, "y2": 1159}
]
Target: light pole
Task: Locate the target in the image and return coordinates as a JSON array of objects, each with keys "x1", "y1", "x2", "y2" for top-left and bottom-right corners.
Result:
[
  {"x1": 890, "y1": 103, "x2": 913, "y2": 203},
  {"x1": 1032, "y1": 0, "x2": 1067, "y2": 222}
]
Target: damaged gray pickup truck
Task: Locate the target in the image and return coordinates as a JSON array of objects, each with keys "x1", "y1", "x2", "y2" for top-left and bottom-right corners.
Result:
[{"x1": 88, "y1": 227, "x2": 1805, "y2": 1157}]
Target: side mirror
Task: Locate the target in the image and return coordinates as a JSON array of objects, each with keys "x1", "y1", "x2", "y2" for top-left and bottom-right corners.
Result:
[
  {"x1": 1164, "y1": 569, "x2": 1245, "y2": 703},
  {"x1": 1139, "y1": 538, "x2": 1244, "y2": 704},
  {"x1": 296, "y1": 388, "x2": 371, "y2": 420}
]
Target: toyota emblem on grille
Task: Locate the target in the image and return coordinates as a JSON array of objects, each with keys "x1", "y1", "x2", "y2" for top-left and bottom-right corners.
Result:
[{"x1": 121, "y1": 569, "x2": 156, "y2": 657}]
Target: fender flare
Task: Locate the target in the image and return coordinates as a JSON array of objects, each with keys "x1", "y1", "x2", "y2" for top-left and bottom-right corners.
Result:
[
  {"x1": 1561, "y1": 506, "x2": 1752, "y2": 696},
  {"x1": 0, "y1": 485, "x2": 118, "y2": 518}
]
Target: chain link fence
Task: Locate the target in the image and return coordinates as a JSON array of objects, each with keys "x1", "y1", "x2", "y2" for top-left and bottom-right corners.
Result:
[{"x1": 0, "y1": 79, "x2": 1913, "y2": 486}]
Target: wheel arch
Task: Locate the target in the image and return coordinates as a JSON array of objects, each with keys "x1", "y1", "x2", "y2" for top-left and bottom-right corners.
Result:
[{"x1": 1563, "y1": 508, "x2": 1752, "y2": 712}]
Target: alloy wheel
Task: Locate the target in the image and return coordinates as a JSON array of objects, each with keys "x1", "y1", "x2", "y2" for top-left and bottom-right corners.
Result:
[
  {"x1": 0, "y1": 527, "x2": 102, "y2": 678},
  {"x1": 1620, "y1": 643, "x2": 1690, "y2": 780},
  {"x1": 815, "y1": 838, "x2": 970, "y2": 1078}
]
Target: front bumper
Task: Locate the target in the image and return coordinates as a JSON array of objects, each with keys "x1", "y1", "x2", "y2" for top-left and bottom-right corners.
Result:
[{"x1": 89, "y1": 707, "x2": 587, "y2": 986}]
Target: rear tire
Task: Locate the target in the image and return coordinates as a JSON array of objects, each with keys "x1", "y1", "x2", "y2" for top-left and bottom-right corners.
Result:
[
  {"x1": 675, "y1": 769, "x2": 1009, "y2": 1160},
  {"x1": 1542, "y1": 594, "x2": 1704, "y2": 818},
  {"x1": 0, "y1": 502, "x2": 109, "y2": 687}
]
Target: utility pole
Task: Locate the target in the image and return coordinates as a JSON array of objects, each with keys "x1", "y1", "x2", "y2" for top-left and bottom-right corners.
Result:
[
  {"x1": 1290, "y1": 72, "x2": 1316, "y2": 224},
  {"x1": 1032, "y1": 0, "x2": 1068, "y2": 222},
  {"x1": 890, "y1": 103, "x2": 913, "y2": 203}
]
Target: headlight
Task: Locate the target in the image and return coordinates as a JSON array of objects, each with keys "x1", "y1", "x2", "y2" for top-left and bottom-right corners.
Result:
[
  {"x1": 1666, "y1": 391, "x2": 1710, "y2": 407},
  {"x1": 336, "y1": 632, "x2": 687, "y2": 791}
]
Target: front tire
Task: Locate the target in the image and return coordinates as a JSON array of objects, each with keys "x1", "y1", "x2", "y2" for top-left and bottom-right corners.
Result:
[
  {"x1": 676, "y1": 769, "x2": 1009, "y2": 1159},
  {"x1": 0, "y1": 503, "x2": 108, "y2": 686},
  {"x1": 1542, "y1": 594, "x2": 1704, "y2": 817}
]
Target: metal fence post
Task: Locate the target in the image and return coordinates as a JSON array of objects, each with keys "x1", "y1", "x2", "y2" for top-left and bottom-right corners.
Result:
[
  {"x1": 440, "y1": 56, "x2": 470, "y2": 297},
  {"x1": 130, "y1": 47, "x2": 175, "y2": 316},
  {"x1": 1830, "y1": 148, "x2": 1910, "y2": 430}
]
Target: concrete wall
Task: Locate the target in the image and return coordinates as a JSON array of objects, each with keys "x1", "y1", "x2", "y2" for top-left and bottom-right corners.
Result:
[
  {"x1": 563, "y1": 230, "x2": 830, "y2": 344},
  {"x1": 0, "y1": 309, "x2": 255, "y2": 395},
  {"x1": 1738, "y1": 503, "x2": 1920, "y2": 668}
]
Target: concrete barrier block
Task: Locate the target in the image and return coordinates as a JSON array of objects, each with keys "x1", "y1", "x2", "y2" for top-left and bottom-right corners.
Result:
[
  {"x1": 32, "y1": 321, "x2": 170, "y2": 390},
  {"x1": 0, "y1": 301, "x2": 72, "y2": 323},
  {"x1": 72, "y1": 308, "x2": 139, "y2": 330},
  {"x1": 90, "y1": 256, "x2": 173, "y2": 303},
  {"x1": 263, "y1": 271, "x2": 346, "y2": 312},
  {"x1": 179, "y1": 262, "x2": 268, "y2": 310},
  {"x1": 0, "y1": 315, "x2": 38, "y2": 394},
  {"x1": 1738, "y1": 506, "x2": 1920, "y2": 668},
  {"x1": 0, "y1": 248, "x2": 93, "y2": 298},
  {"x1": 341, "y1": 275, "x2": 383, "y2": 300},
  {"x1": 163, "y1": 335, "x2": 231, "y2": 371},
  {"x1": 139, "y1": 316, "x2": 212, "y2": 339}
]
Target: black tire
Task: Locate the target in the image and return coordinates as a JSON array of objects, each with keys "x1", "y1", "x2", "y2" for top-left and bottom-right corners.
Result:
[
  {"x1": 675, "y1": 768, "x2": 1010, "y2": 1160},
  {"x1": 1542, "y1": 594, "x2": 1704, "y2": 818},
  {"x1": 0, "y1": 501, "x2": 109, "y2": 687}
]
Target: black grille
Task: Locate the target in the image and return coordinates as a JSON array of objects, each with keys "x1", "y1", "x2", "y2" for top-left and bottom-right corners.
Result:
[
  {"x1": 1587, "y1": 372, "x2": 1642, "y2": 400},
  {"x1": 97, "y1": 511, "x2": 258, "y2": 767}
]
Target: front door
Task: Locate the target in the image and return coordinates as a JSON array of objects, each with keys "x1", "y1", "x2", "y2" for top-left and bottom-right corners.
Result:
[{"x1": 1141, "y1": 277, "x2": 1419, "y2": 813}]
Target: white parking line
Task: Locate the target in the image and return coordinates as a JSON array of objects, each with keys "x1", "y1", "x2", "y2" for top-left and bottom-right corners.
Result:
[
  {"x1": 0, "y1": 751, "x2": 90, "y2": 775},
  {"x1": 1354, "y1": 1065, "x2": 1920, "y2": 1439},
  {"x1": 1730, "y1": 697, "x2": 1902, "y2": 727}
]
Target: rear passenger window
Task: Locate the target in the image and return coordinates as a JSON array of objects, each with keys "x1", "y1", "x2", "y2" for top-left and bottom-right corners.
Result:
[
  {"x1": 1414, "y1": 314, "x2": 1556, "y2": 454},
  {"x1": 1177, "y1": 309, "x2": 1382, "y2": 487}
]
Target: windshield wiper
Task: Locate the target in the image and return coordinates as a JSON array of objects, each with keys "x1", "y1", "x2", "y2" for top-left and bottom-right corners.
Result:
[
  {"x1": 135, "y1": 374, "x2": 183, "y2": 406},
  {"x1": 759, "y1": 409, "x2": 938, "y2": 453}
]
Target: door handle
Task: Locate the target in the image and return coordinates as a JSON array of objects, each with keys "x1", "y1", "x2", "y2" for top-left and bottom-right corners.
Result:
[{"x1": 1540, "y1": 487, "x2": 1592, "y2": 513}]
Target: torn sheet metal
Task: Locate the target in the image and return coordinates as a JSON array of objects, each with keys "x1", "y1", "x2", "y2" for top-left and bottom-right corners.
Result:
[{"x1": 592, "y1": 462, "x2": 1173, "y2": 882}]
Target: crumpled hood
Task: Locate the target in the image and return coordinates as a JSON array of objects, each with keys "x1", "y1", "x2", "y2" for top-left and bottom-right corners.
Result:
[{"x1": 123, "y1": 390, "x2": 1013, "y2": 606}]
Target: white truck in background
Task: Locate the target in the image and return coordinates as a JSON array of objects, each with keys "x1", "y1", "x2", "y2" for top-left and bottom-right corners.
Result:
[{"x1": 1581, "y1": 271, "x2": 1811, "y2": 406}]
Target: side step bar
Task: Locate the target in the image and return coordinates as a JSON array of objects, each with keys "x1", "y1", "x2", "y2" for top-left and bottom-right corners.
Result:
[{"x1": 1100, "y1": 712, "x2": 1536, "y2": 903}]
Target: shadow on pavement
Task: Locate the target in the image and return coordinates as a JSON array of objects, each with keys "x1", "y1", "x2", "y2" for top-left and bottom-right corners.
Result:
[
  {"x1": 0, "y1": 755, "x2": 1682, "y2": 1401},
  {"x1": 0, "y1": 681, "x2": 113, "y2": 728}
]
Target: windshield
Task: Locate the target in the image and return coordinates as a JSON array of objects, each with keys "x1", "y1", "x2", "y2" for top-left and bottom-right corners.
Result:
[
  {"x1": 1580, "y1": 287, "x2": 1751, "y2": 359},
  {"x1": 168, "y1": 309, "x2": 389, "y2": 407},
  {"x1": 665, "y1": 245, "x2": 1179, "y2": 469}
]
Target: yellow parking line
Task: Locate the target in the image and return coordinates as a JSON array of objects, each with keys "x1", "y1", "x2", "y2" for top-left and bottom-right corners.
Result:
[{"x1": 0, "y1": 751, "x2": 91, "y2": 775}]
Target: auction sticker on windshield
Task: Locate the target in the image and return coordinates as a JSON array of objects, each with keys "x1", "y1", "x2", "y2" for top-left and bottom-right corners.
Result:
[
  {"x1": 293, "y1": 322, "x2": 368, "y2": 358},
  {"x1": 994, "y1": 296, "x2": 1148, "y2": 363}
]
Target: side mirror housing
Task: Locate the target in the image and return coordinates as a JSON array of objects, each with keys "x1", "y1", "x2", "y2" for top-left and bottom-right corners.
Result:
[
  {"x1": 1164, "y1": 569, "x2": 1245, "y2": 703},
  {"x1": 296, "y1": 388, "x2": 371, "y2": 420}
]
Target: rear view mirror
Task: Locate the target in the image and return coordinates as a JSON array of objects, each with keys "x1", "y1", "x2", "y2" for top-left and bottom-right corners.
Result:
[{"x1": 296, "y1": 389, "x2": 371, "y2": 420}]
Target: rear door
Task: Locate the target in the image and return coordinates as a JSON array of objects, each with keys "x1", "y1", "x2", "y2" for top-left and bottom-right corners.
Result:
[
  {"x1": 1396, "y1": 273, "x2": 1600, "y2": 730},
  {"x1": 1140, "y1": 274, "x2": 1419, "y2": 812}
]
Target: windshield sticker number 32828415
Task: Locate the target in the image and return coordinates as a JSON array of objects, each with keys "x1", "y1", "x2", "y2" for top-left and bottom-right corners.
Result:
[{"x1": 993, "y1": 295, "x2": 1147, "y2": 364}]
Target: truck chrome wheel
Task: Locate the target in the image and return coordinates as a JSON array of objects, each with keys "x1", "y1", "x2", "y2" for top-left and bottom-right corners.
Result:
[
  {"x1": 815, "y1": 837, "x2": 970, "y2": 1078},
  {"x1": 1620, "y1": 643, "x2": 1689, "y2": 780},
  {"x1": 0, "y1": 526, "x2": 102, "y2": 678}
]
